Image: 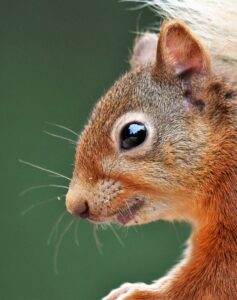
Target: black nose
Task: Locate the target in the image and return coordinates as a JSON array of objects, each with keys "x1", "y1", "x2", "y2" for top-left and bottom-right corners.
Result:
[{"x1": 68, "y1": 200, "x2": 90, "y2": 218}]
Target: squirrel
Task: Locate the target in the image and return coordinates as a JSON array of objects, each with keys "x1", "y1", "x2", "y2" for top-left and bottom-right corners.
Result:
[{"x1": 65, "y1": 0, "x2": 237, "y2": 299}]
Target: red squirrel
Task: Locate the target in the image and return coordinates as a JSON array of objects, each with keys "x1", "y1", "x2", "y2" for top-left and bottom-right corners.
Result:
[{"x1": 66, "y1": 0, "x2": 237, "y2": 299}]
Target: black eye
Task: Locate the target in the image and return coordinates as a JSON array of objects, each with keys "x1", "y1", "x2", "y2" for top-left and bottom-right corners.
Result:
[{"x1": 120, "y1": 122, "x2": 147, "y2": 150}]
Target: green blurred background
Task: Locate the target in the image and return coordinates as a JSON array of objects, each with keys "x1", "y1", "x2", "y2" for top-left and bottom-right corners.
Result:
[{"x1": 1, "y1": 1, "x2": 190, "y2": 299}]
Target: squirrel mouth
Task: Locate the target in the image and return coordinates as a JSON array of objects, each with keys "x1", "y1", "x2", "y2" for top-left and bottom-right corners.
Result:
[{"x1": 117, "y1": 196, "x2": 145, "y2": 225}]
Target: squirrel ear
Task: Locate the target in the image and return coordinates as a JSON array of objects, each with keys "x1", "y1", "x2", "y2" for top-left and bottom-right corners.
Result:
[
  {"x1": 156, "y1": 21, "x2": 211, "y2": 78},
  {"x1": 130, "y1": 33, "x2": 158, "y2": 69}
]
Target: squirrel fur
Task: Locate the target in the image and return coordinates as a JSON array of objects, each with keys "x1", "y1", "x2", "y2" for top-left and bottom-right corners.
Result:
[{"x1": 66, "y1": 1, "x2": 237, "y2": 299}]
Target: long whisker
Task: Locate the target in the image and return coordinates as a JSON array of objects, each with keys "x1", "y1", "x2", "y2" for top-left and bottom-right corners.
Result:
[
  {"x1": 170, "y1": 221, "x2": 181, "y2": 245},
  {"x1": 109, "y1": 224, "x2": 125, "y2": 247},
  {"x1": 44, "y1": 130, "x2": 77, "y2": 145},
  {"x1": 124, "y1": 199, "x2": 138, "y2": 233},
  {"x1": 124, "y1": 199, "x2": 133, "y2": 218},
  {"x1": 45, "y1": 121, "x2": 79, "y2": 137},
  {"x1": 19, "y1": 159, "x2": 71, "y2": 181},
  {"x1": 21, "y1": 195, "x2": 63, "y2": 216},
  {"x1": 93, "y1": 224, "x2": 103, "y2": 255},
  {"x1": 74, "y1": 220, "x2": 80, "y2": 247},
  {"x1": 19, "y1": 184, "x2": 68, "y2": 196},
  {"x1": 100, "y1": 223, "x2": 109, "y2": 230},
  {"x1": 54, "y1": 218, "x2": 75, "y2": 275},
  {"x1": 47, "y1": 210, "x2": 68, "y2": 245},
  {"x1": 123, "y1": 225, "x2": 129, "y2": 239},
  {"x1": 122, "y1": 0, "x2": 149, "y2": 11},
  {"x1": 48, "y1": 174, "x2": 66, "y2": 178}
]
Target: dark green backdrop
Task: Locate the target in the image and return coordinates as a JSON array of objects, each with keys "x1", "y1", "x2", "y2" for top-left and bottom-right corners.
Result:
[{"x1": 1, "y1": 1, "x2": 190, "y2": 299}]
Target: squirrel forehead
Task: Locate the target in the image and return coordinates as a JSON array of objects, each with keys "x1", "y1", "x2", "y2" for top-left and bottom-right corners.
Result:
[{"x1": 88, "y1": 64, "x2": 184, "y2": 130}]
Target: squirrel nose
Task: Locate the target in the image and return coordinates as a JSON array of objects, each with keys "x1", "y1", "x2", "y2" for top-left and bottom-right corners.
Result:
[
  {"x1": 75, "y1": 201, "x2": 90, "y2": 218},
  {"x1": 66, "y1": 196, "x2": 90, "y2": 218}
]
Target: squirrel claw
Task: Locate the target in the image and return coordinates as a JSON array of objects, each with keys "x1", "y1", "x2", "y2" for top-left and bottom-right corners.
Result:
[{"x1": 102, "y1": 283, "x2": 151, "y2": 300}]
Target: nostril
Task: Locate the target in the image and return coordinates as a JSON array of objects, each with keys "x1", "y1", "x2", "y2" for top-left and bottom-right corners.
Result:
[
  {"x1": 69, "y1": 200, "x2": 90, "y2": 219},
  {"x1": 78, "y1": 201, "x2": 90, "y2": 218},
  {"x1": 66, "y1": 193, "x2": 90, "y2": 218}
]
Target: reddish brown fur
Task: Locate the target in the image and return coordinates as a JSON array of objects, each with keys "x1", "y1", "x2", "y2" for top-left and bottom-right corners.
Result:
[{"x1": 66, "y1": 20, "x2": 237, "y2": 299}]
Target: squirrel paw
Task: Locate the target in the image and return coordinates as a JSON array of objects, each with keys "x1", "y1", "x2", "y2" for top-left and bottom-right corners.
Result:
[{"x1": 102, "y1": 282, "x2": 154, "y2": 300}]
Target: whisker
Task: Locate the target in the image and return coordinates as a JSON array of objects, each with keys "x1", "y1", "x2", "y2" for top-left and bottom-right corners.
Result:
[
  {"x1": 54, "y1": 218, "x2": 75, "y2": 275},
  {"x1": 19, "y1": 184, "x2": 68, "y2": 196},
  {"x1": 19, "y1": 159, "x2": 71, "y2": 181},
  {"x1": 123, "y1": 225, "x2": 129, "y2": 239},
  {"x1": 109, "y1": 224, "x2": 125, "y2": 247},
  {"x1": 132, "y1": 225, "x2": 138, "y2": 233},
  {"x1": 122, "y1": 0, "x2": 149, "y2": 11},
  {"x1": 74, "y1": 220, "x2": 80, "y2": 247},
  {"x1": 21, "y1": 195, "x2": 63, "y2": 216},
  {"x1": 124, "y1": 200, "x2": 138, "y2": 233},
  {"x1": 100, "y1": 223, "x2": 108, "y2": 230},
  {"x1": 93, "y1": 224, "x2": 103, "y2": 255},
  {"x1": 48, "y1": 174, "x2": 66, "y2": 178},
  {"x1": 170, "y1": 221, "x2": 181, "y2": 245},
  {"x1": 45, "y1": 121, "x2": 79, "y2": 137},
  {"x1": 47, "y1": 210, "x2": 68, "y2": 245},
  {"x1": 124, "y1": 199, "x2": 133, "y2": 217},
  {"x1": 44, "y1": 130, "x2": 77, "y2": 145}
]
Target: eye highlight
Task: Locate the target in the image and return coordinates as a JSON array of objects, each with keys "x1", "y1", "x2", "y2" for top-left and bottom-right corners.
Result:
[{"x1": 120, "y1": 122, "x2": 147, "y2": 150}]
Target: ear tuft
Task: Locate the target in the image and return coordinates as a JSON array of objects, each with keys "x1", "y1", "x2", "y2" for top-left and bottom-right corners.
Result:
[
  {"x1": 156, "y1": 21, "x2": 211, "y2": 78},
  {"x1": 130, "y1": 33, "x2": 158, "y2": 69}
]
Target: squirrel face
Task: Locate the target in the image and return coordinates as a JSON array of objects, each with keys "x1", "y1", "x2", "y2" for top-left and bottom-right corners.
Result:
[{"x1": 66, "y1": 21, "x2": 235, "y2": 226}]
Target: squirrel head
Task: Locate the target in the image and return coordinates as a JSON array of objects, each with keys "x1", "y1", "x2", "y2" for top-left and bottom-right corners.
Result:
[{"x1": 66, "y1": 21, "x2": 236, "y2": 226}]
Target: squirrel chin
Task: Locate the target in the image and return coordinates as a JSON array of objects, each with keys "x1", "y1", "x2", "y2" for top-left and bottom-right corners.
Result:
[
  {"x1": 116, "y1": 196, "x2": 145, "y2": 225},
  {"x1": 84, "y1": 196, "x2": 146, "y2": 226}
]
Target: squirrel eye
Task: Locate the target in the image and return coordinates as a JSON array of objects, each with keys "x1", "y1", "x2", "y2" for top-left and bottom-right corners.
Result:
[{"x1": 120, "y1": 122, "x2": 147, "y2": 150}]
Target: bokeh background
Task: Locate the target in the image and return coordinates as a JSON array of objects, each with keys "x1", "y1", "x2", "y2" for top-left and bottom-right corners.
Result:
[{"x1": 1, "y1": 0, "x2": 190, "y2": 299}]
